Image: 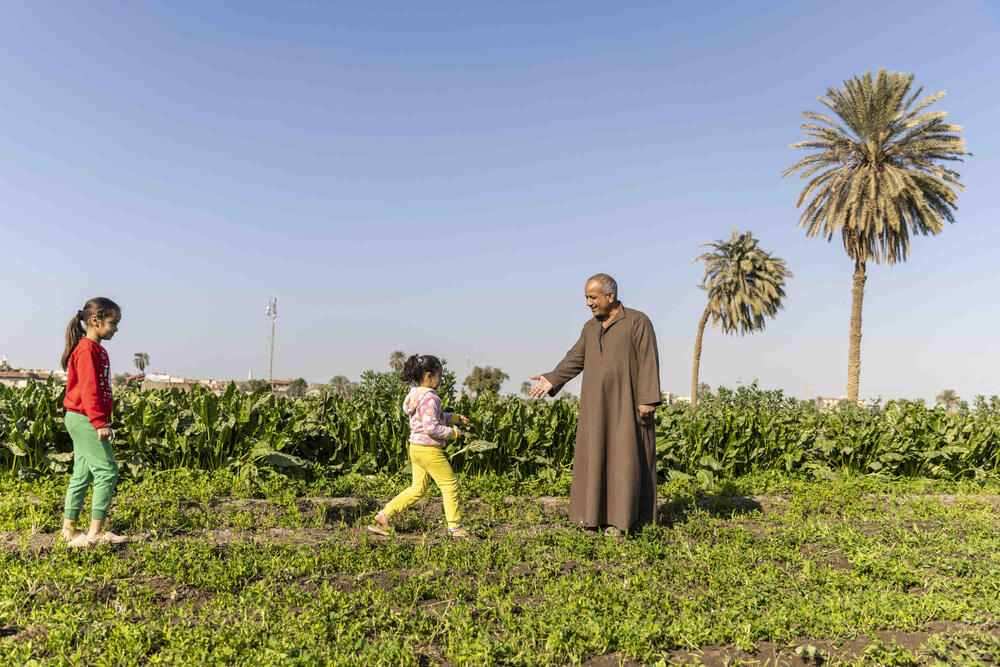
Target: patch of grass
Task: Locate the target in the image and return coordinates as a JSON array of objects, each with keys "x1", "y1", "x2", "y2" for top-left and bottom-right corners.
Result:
[{"x1": 3, "y1": 471, "x2": 1000, "y2": 664}]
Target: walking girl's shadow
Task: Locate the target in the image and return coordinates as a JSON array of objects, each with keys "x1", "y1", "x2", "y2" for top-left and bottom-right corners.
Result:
[
  {"x1": 656, "y1": 489, "x2": 764, "y2": 529},
  {"x1": 318, "y1": 498, "x2": 380, "y2": 527}
]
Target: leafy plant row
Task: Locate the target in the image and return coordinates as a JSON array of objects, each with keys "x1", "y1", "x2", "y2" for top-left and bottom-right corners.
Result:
[{"x1": 3, "y1": 379, "x2": 1000, "y2": 482}]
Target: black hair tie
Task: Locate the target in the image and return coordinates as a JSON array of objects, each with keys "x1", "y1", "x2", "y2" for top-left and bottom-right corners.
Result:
[{"x1": 76, "y1": 310, "x2": 84, "y2": 319}]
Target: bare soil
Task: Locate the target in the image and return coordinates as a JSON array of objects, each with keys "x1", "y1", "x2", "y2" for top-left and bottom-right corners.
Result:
[{"x1": 584, "y1": 620, "x2": 1000, "y2": 666}]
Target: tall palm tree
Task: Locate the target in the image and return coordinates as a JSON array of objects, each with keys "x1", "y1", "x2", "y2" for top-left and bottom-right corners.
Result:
[
  {"x1": 783, "y1": 69, "x2": 969, "y2": 402},
  {"x1": 935, "y1": 389, "x2": 960, "y2": 414},
  {"x1": 133, "y1": 352, "x2": 150, "y2": 374},
  {"x1": 691, "y1": 229, "x2": 791, "y2": 409},
  {"x1": 388, "y1": 350, "x2": 406, "y2": 372}
]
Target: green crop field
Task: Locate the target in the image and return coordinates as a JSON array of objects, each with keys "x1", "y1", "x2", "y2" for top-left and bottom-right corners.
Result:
[
  {"x1": 4, "y1": 381, "x2": 1000, "y2": 665},
  {"x1": 5, "y1": 379, "x2": 1000, "y2": 483}
]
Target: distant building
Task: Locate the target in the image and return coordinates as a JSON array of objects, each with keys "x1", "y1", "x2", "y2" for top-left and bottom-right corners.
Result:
[
  {"x1": 141, "y1": 371, "x2": 197, "y2": 392},
  {"x1": 0, "y1": 369, "x2": 48, "y2": 388},
  {"x1": 815, "y1": 396, "x2": 867, "y2": 412},
  {"x1": 661, "y1": 392, "x2": 690, "y2": 405},
  {"x1": 142, "y1": 381, "x2": 197, "y2": 391},
  {"x1": 0, "y1": 355, "x2": 311, "y2": 397},
  {"x1": 270, "y1": 379, "x2": 292, "y2": 393},
  {"x1": 197, "y1": 379, "x2": 236, "y2": 394},
  {"x1": 0, "y1": 356, "x2": 62, "y2": 388},
  {"x1": 144, "y1": 372, "x2": 188, "y2": 384}
]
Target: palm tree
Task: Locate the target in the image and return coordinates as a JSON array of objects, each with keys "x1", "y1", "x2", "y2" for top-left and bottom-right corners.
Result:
[
  {"x1": 520, "y1": 381, "x2": 532, "y2": 398},
  {"x1": 463, "y1": 366, "x2": 509, "y2": 396},
  {"x1": 783, "y1": 69, "x2": 969, "y2": 402},
  {"x1": 133, "y1": 352, "x2": 150, "y2": 374},
  {"x1": 935, "y1": 389, "x2": 960, "y2": 414},
  {"x1": 691, "y1": 229, "x2": 791, "y2": 410},
  {"x1": 329, "y1": 375, "x2": 352, "y2": 397},
  {"x1": 388, "y1": 350, "x2": 406, "y2": 372}
]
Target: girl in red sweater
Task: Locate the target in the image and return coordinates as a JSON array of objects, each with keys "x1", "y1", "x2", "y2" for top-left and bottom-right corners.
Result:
[{"x1": 61, "y1": 297, "x2": 128, "y2": 547}]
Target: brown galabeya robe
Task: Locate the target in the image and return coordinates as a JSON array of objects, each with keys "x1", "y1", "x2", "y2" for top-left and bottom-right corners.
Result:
[{"x1": 545, "y1": 305, "x2": 661, "y2": 531}]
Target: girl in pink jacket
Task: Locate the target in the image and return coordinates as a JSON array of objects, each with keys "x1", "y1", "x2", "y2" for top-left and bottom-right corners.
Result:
[{"x1": 370, "y1": 354, "x2": 469, "y2": 538}]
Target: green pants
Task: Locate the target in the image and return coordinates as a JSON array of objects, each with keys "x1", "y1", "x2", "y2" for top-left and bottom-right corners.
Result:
[{"x1": 63, "y1": 411, "x2": 119, "y2": 521}]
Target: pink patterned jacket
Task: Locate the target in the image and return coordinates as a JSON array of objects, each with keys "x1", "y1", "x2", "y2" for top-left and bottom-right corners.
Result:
[{"x1": 403, "y1": 387, "x2": 455, "y2": 447}]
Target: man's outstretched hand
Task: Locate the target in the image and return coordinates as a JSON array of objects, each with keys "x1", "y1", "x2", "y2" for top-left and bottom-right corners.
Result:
[{"x1": 529, "y1": 375, "x2": 553, "y2": 398}]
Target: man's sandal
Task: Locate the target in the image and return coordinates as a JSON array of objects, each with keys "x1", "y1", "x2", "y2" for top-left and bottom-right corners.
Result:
[{"x1": 93, "y1": 532, "x2": 129, "y2": 544}]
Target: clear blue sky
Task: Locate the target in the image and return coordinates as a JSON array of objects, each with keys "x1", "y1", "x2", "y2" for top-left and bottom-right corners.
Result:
[{"x1": 2, "y1": 0, "x2": 998, "y2": 402}]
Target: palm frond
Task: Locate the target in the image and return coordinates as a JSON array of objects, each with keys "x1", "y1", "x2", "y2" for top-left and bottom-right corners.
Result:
[
  {"x1": 783, "y1": 68, "x2": 969, "y2": 264},
  {"x1": 694, "y1": 229, "x2": 792, "y2": 336}
]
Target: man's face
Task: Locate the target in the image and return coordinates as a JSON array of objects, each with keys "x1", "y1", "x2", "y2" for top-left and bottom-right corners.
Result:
[{"x1": 585, "y1": 280, "x2": 615, "y2": 319}]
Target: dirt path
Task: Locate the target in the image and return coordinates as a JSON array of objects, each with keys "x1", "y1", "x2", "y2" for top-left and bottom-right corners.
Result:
[{"x1": 5, "y1": 492, "x2": 1000, "y2": 554}]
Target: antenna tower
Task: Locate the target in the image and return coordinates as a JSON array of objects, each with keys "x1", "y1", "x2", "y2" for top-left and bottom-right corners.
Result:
[{"x1": 266, "y1": 297, "x2": 277, "y2": 385}]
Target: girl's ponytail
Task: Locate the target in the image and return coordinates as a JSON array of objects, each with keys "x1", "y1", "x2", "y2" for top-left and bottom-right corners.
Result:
[
  {"x1": 61, "y1": 297, "x2": 121, "y2": 370},
  {"x1": 402, "y1": 354, "x2": 443, "y2": 385},
  {"x1": 62, "y1": 312, "x2": 86, "y2": 371}
]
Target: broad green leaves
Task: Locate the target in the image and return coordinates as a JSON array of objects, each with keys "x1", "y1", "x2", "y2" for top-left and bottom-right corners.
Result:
[{"x1": 2, "y1": 379, "x2": 1000, "y2": 482}]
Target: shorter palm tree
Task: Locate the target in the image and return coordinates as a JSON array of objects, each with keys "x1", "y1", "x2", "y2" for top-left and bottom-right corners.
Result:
[
  {"x1": 330, "y1": 375, "x2": 353, "y2": 396},
  {"x1": 691, "y1": 229, "x2": 791, "y2": 409},
  {"x1": 935, "y1": 389, "x2": 960, "y2": 414},
  {"x1": 389, "y1": 350, "x2": 406, "y2": 372},
  {"x1": 133, "y1": 352, "x2": 150, "y2": 374},
  {"x1": 463, "y1": 366, "x2": 509, "y2": 396}
]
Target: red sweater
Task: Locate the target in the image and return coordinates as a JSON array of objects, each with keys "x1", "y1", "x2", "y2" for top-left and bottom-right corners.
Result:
[{"x1": 64, "y1": 338, "x2": 114, "y2": 429}]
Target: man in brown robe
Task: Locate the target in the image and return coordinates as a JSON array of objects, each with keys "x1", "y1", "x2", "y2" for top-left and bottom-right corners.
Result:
[{"x1": 530, "y1": 274, "x2": 661, "y2": 533}]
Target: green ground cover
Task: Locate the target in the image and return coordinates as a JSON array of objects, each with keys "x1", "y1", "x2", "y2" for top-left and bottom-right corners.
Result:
[{"x1": 3, "y1": 470, "x2": 1000, "y2": 665}]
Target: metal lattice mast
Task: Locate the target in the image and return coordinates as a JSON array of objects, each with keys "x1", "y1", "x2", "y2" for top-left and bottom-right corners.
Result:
[{"x1": 266, "y1": 297, "x2": 277, "y2": 385}]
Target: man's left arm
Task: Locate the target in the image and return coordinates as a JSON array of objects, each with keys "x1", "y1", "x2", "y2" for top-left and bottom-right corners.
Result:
[{"x1": 635, "y1": 316, "x2": 661, "y2": 420}]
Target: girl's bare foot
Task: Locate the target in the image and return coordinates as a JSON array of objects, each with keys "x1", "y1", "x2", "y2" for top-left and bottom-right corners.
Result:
[
  {"x1": 66, "y1": 533, "x2": 93, "y2": 549},
  {"x1": 90, "y1": 531, "x2": 129, "y2": 544},
  {"x1": 448, "y1": 526, "x2": 470, "y2": 538},
  {"x1": 367, "y1": 512, "x2": 391, "y2": 536}
]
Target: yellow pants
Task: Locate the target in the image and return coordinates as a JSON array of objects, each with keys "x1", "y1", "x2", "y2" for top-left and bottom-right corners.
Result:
[{"x1": 382, "y1": 443, "x2": 461, "y2": 529}]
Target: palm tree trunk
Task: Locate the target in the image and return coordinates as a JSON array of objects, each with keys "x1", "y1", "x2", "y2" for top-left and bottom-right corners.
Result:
[
  {"x1": 691, "y1": 306, "x2": 710, "y2": 411},
  {"x1": 847, "y1": 259, "x2": 866, "y2": 403}
]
